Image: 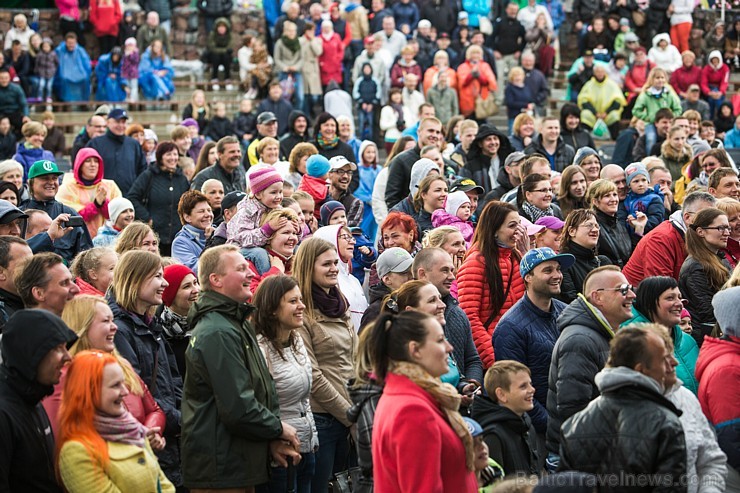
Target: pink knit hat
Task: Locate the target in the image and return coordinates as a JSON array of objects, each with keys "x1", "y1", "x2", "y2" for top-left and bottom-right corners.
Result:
[{"x1": 249, "y1": 167, "x2": 283, "y2": 195}]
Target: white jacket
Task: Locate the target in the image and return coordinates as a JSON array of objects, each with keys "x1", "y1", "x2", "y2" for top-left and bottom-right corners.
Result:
[
  {"x1": 648, "y1": 33, "x2": 682, "y2": 73},
  {"x1": 372, "y1": 166, "x2": 390, "y2": 227},
  {"x1": 670, "y1": 0, "x2": 694, "y2": 26},
  {"x1": 665, "y1": 381, "x2": 727, "y2": 493}
]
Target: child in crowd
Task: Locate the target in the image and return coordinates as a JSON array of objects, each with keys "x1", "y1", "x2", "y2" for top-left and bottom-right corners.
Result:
[
  {"x1": 297, "y1": 154, "x2": 331, "y2": 219},
  {"x1": 233, "y1": 98, "x2": 257, "y2": 147},
  {"x1": 320, "y1": 200, "x2": 377, "y2": 285},
  {"x1": 470, "y1": 361, "x2": 541, "y2": 477},
  {"x1": 227, "y1": 166, "x2": 286, "y2": 274},
  {"x1": 465, "y1": 417, "x2": 505, "y2": 492},
  {"x1": 679, "y1": 307, "x2": 693, "y2": 335},
  {"x1": 291, "y1": 190, "x2": 318, "y2": 235},
  {"x1": 205, "y1": 102, "x2": 236, "y2": 142},
  {"x1": 171, "y1": 125, "x2": 195, "y2": 173},
  {"x1": 431, "y1": 190, "x2": 476, "y2": 247},
  {"x1": 205, "y1": 190, "x2": 246, "y2": 249},
  {"x1": 0, "y1": 117, "x2": 17, "y2": 160},
  {"x1": 618, "y1": 163, "x2": 664, "y2": 238},
  {"x1": 121, "y1": 37, "x2": 140, "y2": 102},
  {"x1": 356, "y1": 140, "x2": 380, "y2": 241},
  {"x1": 612, "y1": 17, "x2": 633, "y2": 54},
  {"x1": 34, "y1": 37, "x2": 58, "y2": 103},
  {"x1": 353, "y1": 62, "x2": 381, "y2": 141},
  {"x1": 182, "y1": 118, "x2": 205, "y2": 162},
  {"x1": 93, "y1": 197, "x2": 135, "y2": 247},
  {"x1": 142, "y1": 129, "x2": 157, "y2": 165}
]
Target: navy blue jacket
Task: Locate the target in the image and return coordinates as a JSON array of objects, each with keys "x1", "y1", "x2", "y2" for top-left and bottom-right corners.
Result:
[
  {"x1": 504, "y1": 84, "x2": 534, "y2": 120},
  {"x1": 20, "y1": 198, "x2": 93, "y2": 264},
  {"x1": 493, "y1": 293, "x2": 566, "y2": 434},
  {"x1": 86, "y1": 130, "x2": 147, "y2": 195}
]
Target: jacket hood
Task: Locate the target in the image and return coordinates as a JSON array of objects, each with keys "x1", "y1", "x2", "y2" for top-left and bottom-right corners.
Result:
[
  {"x1": 408, "y1": 158, "x2": 439, "y2": 194},
  {"x1": 557, "y1": 294, "x2": 615, "y2": 339},
  {"x1": 694, "y1": 335, "x2": 740, "y2": 382},
  {"x1": 288, "y1": 110, "x2": 309, "y2": 135},
  {"x1": 73, "y1": 147, "x2": 105, "y2": 185},
  {"x1": 669, "y1": 209, "x2": 687, "y2": 234},
  {"x1": 652, "y1": 33, "x2": 671, "y2": 48},
  {"x1": 708, "y1": 50, "x2": 723, "y2": 67},
  {"x1": 347, "y1": 380, "x2": 384, "y2": 423},
  {"x1": 188, "y1": 289, "x2": 254, "y2": 328},
  {"x1": 358, "y1": 140, "x2": 378, "y2": 166},
  {"x1": 214, "y1": 17, "x2": 231, "y2": 29},
  {"x1": 314, "y1": 224, "x2": 351, "y2": 272},
  {"x1": 472, "y1": 394, "x2": 531, "y2": 432},
  {"x1": 368, "y1": 281, "x2": 391, "y2": 303},
  {"x1": 595, "y1": 366, "x2": 664, "y2": 394},
  {"x1": 468, "y1": 125, "x2": 513, "y2": 164}
]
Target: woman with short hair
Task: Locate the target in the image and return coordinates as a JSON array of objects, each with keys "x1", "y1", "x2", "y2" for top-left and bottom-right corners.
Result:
[
  {"x1": 13, "y1": 121, "x2": 54, "y2": 181},
  {"x1": 587, "y1": 179, "x2": 633, "y2": 268},
  {"x1": 171, "y1": 190, "x2": 214, "y2": 273}
]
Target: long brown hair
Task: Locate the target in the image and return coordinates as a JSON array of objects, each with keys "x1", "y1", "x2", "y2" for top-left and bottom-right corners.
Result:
[
  {"x1": 687, "y1": 207, "x2": 730, "y2": 289},
  {"x1": 558, "y1": 165, "x2": 588, "y2": 217},
  {"x1": 252, "y1": 275, "x2": 303, "y2": 360},
  {"x1": 470, "y1": 201, "x2": 519, "y2": 321},
  {"x1": 194, "y1": 141, "x2": 217, "y2": 176},
  {"x1": 413, "y1": 175, "x2": 447, "y2": 212}
]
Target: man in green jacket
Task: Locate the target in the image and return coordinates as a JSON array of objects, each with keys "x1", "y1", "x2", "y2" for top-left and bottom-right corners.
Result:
[{"x1": 181, "y1": 245, "x2": 300, "y2": 491}]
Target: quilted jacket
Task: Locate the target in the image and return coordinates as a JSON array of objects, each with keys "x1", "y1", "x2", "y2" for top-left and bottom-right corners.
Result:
[{"x1": 458, "y1": 245, "x2": 526, "y2": 368}]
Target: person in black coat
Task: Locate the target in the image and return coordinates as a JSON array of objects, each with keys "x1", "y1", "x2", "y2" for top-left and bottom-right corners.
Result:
[
  {"x1": 126, "y1": 141, "x2": 190, "y2": 256},
  {"x1": 279, "y1": 110, "x2": 310, "y2": 159},
  {"x1": 461, "y1": 124, "x2": 513, "y2": 197},
  {"x1": 588, "y1": 180, "x2": 633, "y2": 268},
  {"x1": 257, "y1": 81, "x2": 294, "y2": 136},
  {"x1": 559, "y1": 103, "x2": 596, "y2": 151},
  {"x1": 0, "y1": 310, "x2": 77, "y2": 492}
]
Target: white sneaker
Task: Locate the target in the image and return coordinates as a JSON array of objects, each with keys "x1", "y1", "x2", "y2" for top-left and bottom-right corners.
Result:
[
  {"x1": 212, "y1": 83, "x2": 220, "y2": 91},
  {"x1": 225, "y1": 83, "x2": 234, "y2": 91}
]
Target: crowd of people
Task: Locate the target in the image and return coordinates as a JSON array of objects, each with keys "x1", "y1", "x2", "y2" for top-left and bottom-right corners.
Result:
[{"x1": 0, "y1": 0, "x2": 739, "y2": 493}]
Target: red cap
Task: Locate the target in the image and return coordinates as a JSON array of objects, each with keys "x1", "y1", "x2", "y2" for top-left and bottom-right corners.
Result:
[{"x1": 162, "y1": 264, "x2": 196, "y2": 307}]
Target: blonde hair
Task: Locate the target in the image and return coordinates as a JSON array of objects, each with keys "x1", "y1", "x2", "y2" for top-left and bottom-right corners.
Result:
[
  {"x1": 458, "y1": 119, "x2": 479, "y2": 136},
  {"x1": 586, "y1": 178, "x2": 618, "y2": 206},
  {"x1": 260, "y1": 207, "x2": 298, "y2": 229},
  {"x1": 643, "y1": 67, "x2": 669, "y2": 91},
  {"x1": 22, "y1": 121, "x2": 47, "y2": 138},
  {"x1": 513, "y1": 113, "x2": 535, "y2": 136},
  {"x1": 198, "y1": 244, "x2": 239, "y2": 289},
  {"x1": 110, "y1": 250, "x2": 162, "y2": 315},
  {"x1": 114, "y1": 222, "x2": 158, "y2": 256},
  {"x1": 641, "y1": 156, "x2": 665, "y2": 171},
  {"x1": 508, "y1": 67, "x2": 525, "y2": 83},
  {"x1": 422, "y1": 225, "x2": 459, "y2": 248},
  {"x1": 257, "y1": 137, "x2": 280, "y2": 155},
  {"x1": 292, "y1": 237, "x2": 338, "y2": 322},
  {"x1": 62, "y1": 295, "x2": 143, "y2": 395},
  {"x1": 289, "y1": 143, "x2": 318, "y2": 174},
  {"x1": 70, "y1": 247, "x2": 117, "y2": 286}
]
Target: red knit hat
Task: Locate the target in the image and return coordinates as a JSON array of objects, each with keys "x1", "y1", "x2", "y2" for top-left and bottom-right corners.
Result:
[
  {"x1": 162, "y1": 264, "x2": 195, "y2": 307},
  {"x1": 249, "y1": 166, "x2": 284, "y2": 195}
]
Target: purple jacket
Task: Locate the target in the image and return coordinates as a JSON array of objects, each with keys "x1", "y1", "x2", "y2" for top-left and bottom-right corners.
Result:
[
  {"x1": 431, "y1": 209, "x2": 475, "y2": 247},
  {"x1": 121, "y1": 51, "x2": 140, "y2": 79},
  {"x1": 226, "y1": 196, "x2": 275, "y2": 248}
]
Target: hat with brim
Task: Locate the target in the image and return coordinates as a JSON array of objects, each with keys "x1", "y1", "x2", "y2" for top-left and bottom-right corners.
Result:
[
  {"x1": 521, "y1": 217, "x2": 545, "y2": 236},
  {"x1": 450, "y1": 178, "x2": 484, "y2": 195},
  {"x1": 28, "y1": 160, "x2": 63, "y2": 180},
  {"x1": 520, "y1": 247, "x2": 576, "y2": 278}
]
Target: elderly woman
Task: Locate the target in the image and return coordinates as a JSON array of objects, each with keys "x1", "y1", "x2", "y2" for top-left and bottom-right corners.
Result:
[
  {"x1": 200, "y1": 178, "x2": 224, "y2": 224},
  {"x1": 457, "y1": 45, "x2": 497, "y2": 118},
  {"x1": 171, "y1": 190, "x2": 214, "y2": 273},
  {"x1": 127, "y1": 142, "x2": 190, "y2": 256},
  {"x1": 318, "y1": 20, "x2": 344, "y2": 89},
  {"x1": 139, "y1": 39, "x2": 174, "y2": 100},
  {"x1": 0, "y1": 159, "x2": 28, "y2": 201},
  {"x1": 423, "y1": 50, "x2": 458, "y2": 95},
  {"x1": 13, "y1": 122, "x2": 54, "y2": 181},
  {"x1": 587, "y1": 178, "x2": 633, "y2": 268}
]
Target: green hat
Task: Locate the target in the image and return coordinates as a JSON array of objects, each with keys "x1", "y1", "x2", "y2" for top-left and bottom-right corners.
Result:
[{"x1": 28, "y1": 160, "x2": 63, "y2": 180}]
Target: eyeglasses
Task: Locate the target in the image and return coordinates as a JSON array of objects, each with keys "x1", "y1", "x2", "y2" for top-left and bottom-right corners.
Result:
[
  {"x1": 701, "y1": 225, "x2": 732, "y2": 233},
  {"x1": 596, "y1": 283, "x2": 633, "y2": 296},
  {"x1": 533, "y1": 188, "x2": 553, "y2": 194},
  {"x1": 338, "y1": 234, "x2": 356, "y2": 242},
  {"x1": 578, "y1": 222, "x2": 600, "y2": 231},
  {"x1": 331, "y1": 169, "x2": 354, "y2": 177}
]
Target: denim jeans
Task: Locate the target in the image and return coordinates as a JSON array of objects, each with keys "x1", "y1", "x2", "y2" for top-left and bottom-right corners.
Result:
[
  {"x1": 280, "y1": 72, "x2": 304, "y2": 113},
  {"x1": 311, "y1": 413, "x2": 351, "y2": 493},
  {"x1": 240, "y1": 247, "x2": 271, "y2": 274},
  {"x1": 707, "y1": 87, "x2": 724, "y2": 119},
  {"x1": 256, "y1": 452, "x2": 316, "y2": 493},
  {"x1": 357, "y1": 108, "x2": 373, "y2": 140},
  {"x1": 644, "y1": 123, "x2": 657, "y2": 157},
  {"x1": 37, "y1": 77, "x2": 53, "y2": 100}
]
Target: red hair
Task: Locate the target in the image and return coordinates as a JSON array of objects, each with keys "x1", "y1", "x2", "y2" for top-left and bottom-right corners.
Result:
[
  {"x1": 57, "y1": 351, "x2": 118, "y2": 475},
  {"x1": 381, "y1": 211, "x2": 419, "y2": 243}
]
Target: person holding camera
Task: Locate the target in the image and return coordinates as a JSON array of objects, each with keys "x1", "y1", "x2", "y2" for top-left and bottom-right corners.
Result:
[{"x1": 19, "y1": 159, "x2": 93, "y2": 263}]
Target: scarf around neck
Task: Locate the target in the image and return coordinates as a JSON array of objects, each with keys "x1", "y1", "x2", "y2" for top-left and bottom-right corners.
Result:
[
  {"x1": 94, "y1": 410, "x2": 147, "y2": 448},
  {"x1": 317, "y1": 132, "x2": 340, "y2": 149},
  {"x1": 311, "y1": 283, "x2": 348, "y2": 318},
  {"x1": 522, "y1": 201, "x2": 554, "y2": 223},
  {"x1": 281, "y1": 35, "x2": 301, "y2": 53},
  {"x1": 390, "y1": 360, "x2": 475, "y2": 471}
]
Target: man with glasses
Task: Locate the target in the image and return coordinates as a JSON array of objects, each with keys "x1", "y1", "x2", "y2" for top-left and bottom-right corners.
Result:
[
  {"x1": 328, "y1": 156, "x2": 363, "y2": 228},
  {"x1": 623, "y1": 191, "x2": 716, "y2": 285},
  {"x1": 546, "y1": 265, "x2": 636, "y2": 471}
]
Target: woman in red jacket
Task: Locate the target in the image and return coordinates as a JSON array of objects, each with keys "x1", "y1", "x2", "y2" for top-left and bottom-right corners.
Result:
[
  {"x1": 89, "y1": 0, "x2": 122, "y2": 56},
  {"x1": 457, "y1": 45, "x2": 497, "y2": 118},
  {"x1": 367, "y1": 310, "x2": 478, "y2": 493},
  {"x1": 701, "y1": 50, "x2": 730, "y2": 119},
  {"x1": 43, "y1": 295, "x2": 166, "y2": 451},
  {"x1": 458, "y1": 201, "x2": 526, "y2": 368},
  {"x1": 318, "y1": 20, "x2": 344, "y2": 88}
]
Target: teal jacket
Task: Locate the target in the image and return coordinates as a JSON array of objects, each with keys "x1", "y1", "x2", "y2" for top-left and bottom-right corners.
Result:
[
  {"x1": 632, "y1": 87, "x2": 682, "y2": 123},
  {"x1": 622, "y1": 308, "x2": 699, "y2": 394},
  {"x1": 181, "y1": 291, "x2": 283, "y2": 489}
]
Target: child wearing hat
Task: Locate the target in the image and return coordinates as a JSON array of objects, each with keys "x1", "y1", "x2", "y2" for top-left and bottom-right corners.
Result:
[
  {"x1": 297, "y1": 154, "x2": 331, "y2": 219},
  {"x1": 431, "y1": 190, "x2": 476, "y2": 247},
  {"x1": 226, "y1": 167, "x2": 288, "y2": 274},
  {"x1": 92, "y1": 197, "x2": 135, "y2": 247},
  {"x1": 618, "y1": 162, "x2": 664, "y2": 239},
  {"x1": 320, "y1": 200, "x2": 377, "y2": 284}
]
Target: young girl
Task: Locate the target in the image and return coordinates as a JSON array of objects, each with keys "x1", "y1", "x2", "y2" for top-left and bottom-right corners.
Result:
[
  {"x1": 618, "y1": 162, "x2": 662, "y2": 239},
  {"x1": 70, "y1": 246, "x2": 118, "y2": 296},
  {"x1": 632, "y1": 67, "x2": 682, "y2": 155},
  {"x1": 379, "y1": 88, "x2": 410, "y2": 153},
  {"x1": 431, "y1": 191, "x2": 476, "y2": 247},
  {"x1": 297, "y1": 154, "x2": 331, "y2": 219},
  {"x1": 356, "y1": 140, "x2": 380, "y2": 241},
  {"x1": 121, "y1": 37, "x2": 140, "y2": 102},
  {"x1": 34, "y1": 37, "x2": 58, "y2": 103},
  {"x1": 320, "y1": 201, "x2": 377, "y2": 285},
  {"x1": 226, "y1": 166, "x2": 286, "y2": 275}
]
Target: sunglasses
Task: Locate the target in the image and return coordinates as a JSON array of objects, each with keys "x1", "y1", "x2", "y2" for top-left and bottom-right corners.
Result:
[{"x1": 596, "y1": 283, "x2": 633, "y2": 296}]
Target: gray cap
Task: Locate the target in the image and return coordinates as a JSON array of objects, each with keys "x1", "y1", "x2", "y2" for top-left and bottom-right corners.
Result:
[
  {"x1": 0, "y1": 200, "x2": 28, "y2": 225},
  {"x1": 376, "y1": 247, "x2": 413, "y2": 280},
  {"x1": 624, "y1": 32, "x2": 639, "y2": 43},
  {"x1": 712, "y1": 286, "x2": 740, "y2": 337},
  {"x1": 505, "y1": 151, "x2": 527, "y2": 168}
]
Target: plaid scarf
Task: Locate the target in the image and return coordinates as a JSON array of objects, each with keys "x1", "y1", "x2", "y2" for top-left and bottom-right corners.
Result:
[{"x1": 94, "y1": 410, "x2": 147, "y2": 448}]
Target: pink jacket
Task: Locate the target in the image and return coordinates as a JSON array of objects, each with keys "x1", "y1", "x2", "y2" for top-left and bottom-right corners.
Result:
[
  {"x1": 226, "y1": 196, "x2": 274, "y2": 248},
  {"x1": 431, "y1": 209, "x2": 475, "y2": 247}
]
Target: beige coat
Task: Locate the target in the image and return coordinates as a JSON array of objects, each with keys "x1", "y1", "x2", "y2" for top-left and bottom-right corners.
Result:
[
  {"x1": 301, "y1": 35, "x2": 324, "y2": 95},
  {"x1": 345, "y1": 6, "x2": 369, "y2": 41},
  {"x1": 297, "y1": 310, "x2": 357, "y2": 426}
]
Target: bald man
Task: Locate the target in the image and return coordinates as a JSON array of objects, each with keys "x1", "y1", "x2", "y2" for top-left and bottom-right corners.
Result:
[{"x1": 600, "y1": 164, "x2": 627, "y2": 201}]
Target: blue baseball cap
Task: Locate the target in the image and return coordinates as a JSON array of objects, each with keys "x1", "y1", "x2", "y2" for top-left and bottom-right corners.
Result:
[
  {"x1": 107, "y1": 108, "x2": 129, "y2": 120},
  {"x1": 462, "y1": 417, "x2": 484, "y2": 437},
  {"x1": 520, "y1": 247, "x2": 575, "y2": 278}
]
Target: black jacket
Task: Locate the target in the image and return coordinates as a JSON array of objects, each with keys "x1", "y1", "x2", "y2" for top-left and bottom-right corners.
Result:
[
  {"x1": 0, "y1": 288, "x2": 23, "y2": 333},
  {"x1": 632, "y1": 133, "x2": 665, "y2": 161},
  {"x1": 486, "y1": 165, "x2": 516, "y2": 204},
  {"x1": 420, "y1": 0, "x2": 457, "y2": 35},
  {"x1": 490, "y1": 16, "x2": 526, "y2": 55},
  {"x1": 20, "y1": 198, "x2": 93, "y2": 264},
  {"x1": 347, "y1": 380, "x2": 383, "y2": 493},
  {"x1": 558, "y1": 242, "x2": 612, "y2": 303},
  {"x1": 471, "y1": 395, "x2": 541, "y2": 476},
  {"x1": 462, "y1": 125, "x2": 513, "y2": 195},
  {"x1": 257, "y1": 97, "x2": 294, "y2": 136},
  {"x1": 594, "y1": 209, "x2": 633, "y2": 268},
  {"x1": 191, "y1": 161, "x2": 246, "y2": 195},
  {"x1": 612, "y1": 127, "x2": 639, "y2": 167},
  {"x1": 517, "y1": 203, "x2": 563, "y2": 223},
  {"x1": 360, "y1": 282, "x2": 390, "y2": 330},
  {"x1": 70, "y1": 129, "x2": 90, "y2": 163},
  {"x1": 679, "y1": 254, "x2": 731, "y2": 346},
  {"x1": 384, "y1": 146, "x2": 422, "y2": 209},
  {"x1": 0, "y1": 310, "x2": 77, "y2": 492},
  {"x1": 110, "y1": 296, "x2": 183, "y2": 486},
  {"x1": 560, "y1": 127, "x2": 595, "y2": 152},
  {"x1": 279, "y1": 110, "x2": 310, "y2": 159},
  {"x1": 204, "y1": 116, "x2": 235, "y2": 142},
  {"x1": 573, "y1": 0, "x2": 606, "y2": 26},
  {"x1": 524, "y1": 135, "x2": 576, "y2": 173},
  {"x1": 86, "y1": 130, "x2": 147, "y2": 195},
  {"x1": 391, "y1": 195, "x2": 434, "y2": 238},
  {"x1": 126, "y1": 164, "x2": 190, "y2": 247},
  {"x1": 0, "y1": 132, "x2": 16, "y2": 160},
  {"x1": 233, "y1": 111, "x2": 257, "y2": 140},
  {"x1": 314, "y1": 139, "x2": 361, "y2": 192},
  {"x1": 546, "y1": 295, "x2": 615, "y2": 453},
  {"x1": 560, "y1": 367, "x2": 687, "y2": 493}
]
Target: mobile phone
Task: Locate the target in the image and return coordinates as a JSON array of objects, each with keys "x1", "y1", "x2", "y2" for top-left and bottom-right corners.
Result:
[{"x1": 64, "y1": 216, "x2": 85, "y2": 228}]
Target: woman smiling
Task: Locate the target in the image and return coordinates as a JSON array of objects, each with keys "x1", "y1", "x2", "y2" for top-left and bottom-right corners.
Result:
[
  {"x1": 171, "y1": 191, "x2": 214, "y2": 274},
  {"x1": 517, "y1": 173, "x2": 563, "y2": 223},
  {"x1": 557, "y1": 165, "x2": 588, "y2": 218},
  {"x1": 248, "y1": 208, "x2": 301, "y2": 293},
  {"x1": 587, "y1": 179, "x2": 633, "y2": 268}
]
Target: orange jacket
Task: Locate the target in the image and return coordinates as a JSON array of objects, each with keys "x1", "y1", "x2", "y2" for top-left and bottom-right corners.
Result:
[
  {"x1": 456, "y1": 60, "x2": 497, "y2": 117},
  {"x1": 458, "y1": 245, "x2": 525, "y2": 368}
]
